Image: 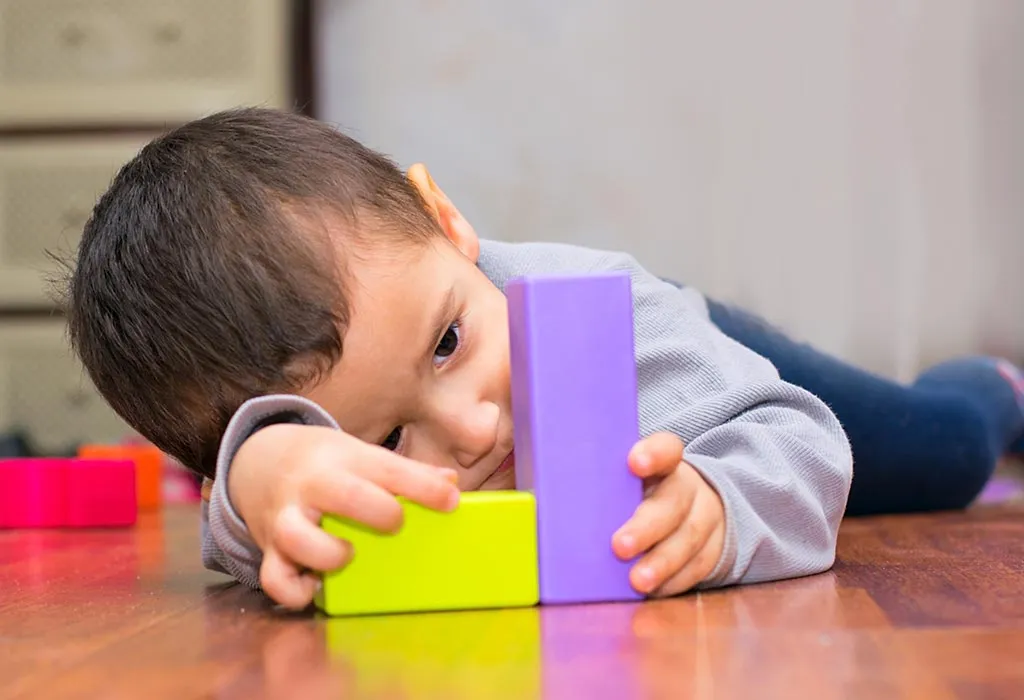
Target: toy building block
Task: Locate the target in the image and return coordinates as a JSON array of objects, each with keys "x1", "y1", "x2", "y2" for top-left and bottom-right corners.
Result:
[
  {"x1": 506, "y1": 271, "x2": 644, "y2": 605},
  {"x1": 0, "y1": 458, "x2": 137, "y2": 528},
  {"x1": 315, "y1": 491, "x2": 539, "y2": 616},
  {"x1": 0, "y1": 458, "x2": 66, "y2": 528},
  {"x1": 64, "y1": 458, "x2": 136, "y2": 527},
  {"x1": 78, "y1": 443, "x2": 163, "y2": 509}
]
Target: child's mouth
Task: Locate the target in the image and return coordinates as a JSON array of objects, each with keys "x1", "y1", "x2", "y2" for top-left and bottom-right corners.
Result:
[
  {"x1": 478, "y1": 450, "x2": 516, "y2": 490},
  {"x1": 495, "y1": 450, "x2": 516, "y2": 475}
]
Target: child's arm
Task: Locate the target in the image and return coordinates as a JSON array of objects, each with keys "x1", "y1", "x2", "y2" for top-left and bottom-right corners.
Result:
[
  {"x1": 200, "y1": 395, "x2": 340, "y2": 591},
  {"x1": 604, "y1": 251, "x2": 853, "y2": 588},
  {"x1": 479, "y1": 238, "x2": 852, "y2": 589}
]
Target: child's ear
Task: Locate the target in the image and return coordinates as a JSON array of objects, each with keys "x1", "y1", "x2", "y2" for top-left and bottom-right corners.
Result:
[{"x1": 407, "y1": 163, "x2": 480, "y2": 263}]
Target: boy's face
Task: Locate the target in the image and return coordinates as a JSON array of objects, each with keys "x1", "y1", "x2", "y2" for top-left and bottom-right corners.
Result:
[{"x1": 304, "y1": 173, "x2": 516, "y2": 492}]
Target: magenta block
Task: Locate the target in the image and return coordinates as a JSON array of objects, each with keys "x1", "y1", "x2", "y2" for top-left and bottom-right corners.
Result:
[
  {"x1": 65, "y1": 459, "x2": 137, "y2": 527},
  {"x1": 507, "y1": 271, "x2": 644, "y2": 604},
  {"x1": 0, "y1": 458, "x2": 137, "y2": 529},
  {"x1": 0, "y1": 459, "x2": 68, "y2": 528}
]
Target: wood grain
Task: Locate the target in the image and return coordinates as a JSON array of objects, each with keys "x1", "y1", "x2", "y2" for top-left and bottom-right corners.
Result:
[{"x1": 1, "y1": 504, "x2": 1022, "y2": 699}]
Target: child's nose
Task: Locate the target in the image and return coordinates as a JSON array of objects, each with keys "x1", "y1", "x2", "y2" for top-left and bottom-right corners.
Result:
[{"x1": 443, "y1": 402, "x2": 500, "y2": 469}]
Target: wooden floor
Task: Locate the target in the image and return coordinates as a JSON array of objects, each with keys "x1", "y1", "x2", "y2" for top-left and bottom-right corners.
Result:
[{"x1": 2, "y1": 503, "x2": 1023, "y2": 700}]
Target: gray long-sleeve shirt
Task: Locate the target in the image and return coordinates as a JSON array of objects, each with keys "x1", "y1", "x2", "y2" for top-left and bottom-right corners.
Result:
[{"x1": 202, "y1": 239, "x2": 853, "y2": 591}]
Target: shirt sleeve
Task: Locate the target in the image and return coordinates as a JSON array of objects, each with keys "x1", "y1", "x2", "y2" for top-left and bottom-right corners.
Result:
[
  {"x1": 601, "y1": 251, "x2": 853, "y2": 588},
  {"x1": 200, "y1": 394, "x2": 340, "y2": 590}
]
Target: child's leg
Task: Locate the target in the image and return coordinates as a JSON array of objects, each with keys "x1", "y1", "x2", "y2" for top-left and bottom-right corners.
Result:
[{"x1": 703, "y1": 298, "x2": 1024, "y2": 516}]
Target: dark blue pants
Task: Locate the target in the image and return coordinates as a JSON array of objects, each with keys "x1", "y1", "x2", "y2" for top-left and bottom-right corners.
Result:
[{"x1": 704, "y1": 299, "x2": 1001, "y2": 516}]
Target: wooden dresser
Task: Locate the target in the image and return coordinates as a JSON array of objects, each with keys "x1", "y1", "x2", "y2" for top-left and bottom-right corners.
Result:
[{"x1": 0, "y1": 0, "x2": 304, "y2": 454}]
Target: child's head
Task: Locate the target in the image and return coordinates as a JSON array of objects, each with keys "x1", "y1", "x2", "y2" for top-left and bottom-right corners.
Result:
[{"x1": 65, "y1": 108, "x2": 516, "y2": 489}]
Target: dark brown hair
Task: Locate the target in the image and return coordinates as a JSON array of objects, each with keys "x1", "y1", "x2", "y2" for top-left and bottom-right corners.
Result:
[{"x1": 59, "y1": 107, "x2": 440, "y2": 479}]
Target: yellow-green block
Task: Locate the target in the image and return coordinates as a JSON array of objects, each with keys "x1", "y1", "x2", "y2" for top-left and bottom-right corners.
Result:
[{"x1": 315, "y1": 490, "x2": 539, "y2": 616}]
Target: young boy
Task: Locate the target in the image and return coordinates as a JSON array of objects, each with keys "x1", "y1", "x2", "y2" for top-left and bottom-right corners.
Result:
[{"x1": 62, "y1": 108, "x2": 1024, "y2": 610}]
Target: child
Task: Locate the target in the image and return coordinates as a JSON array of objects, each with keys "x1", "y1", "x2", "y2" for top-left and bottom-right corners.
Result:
[{"x1": 61, "y1": 108, "x2": 1024, "y2": 610}]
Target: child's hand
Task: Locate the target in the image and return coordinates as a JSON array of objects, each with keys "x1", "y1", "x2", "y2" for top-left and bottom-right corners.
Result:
[
  {"x1": 612, "y1": 433, "x2": 726, "y2": 597},
  {"x1": 228, "y1": 423, "x2": 461, "y2": 609}
]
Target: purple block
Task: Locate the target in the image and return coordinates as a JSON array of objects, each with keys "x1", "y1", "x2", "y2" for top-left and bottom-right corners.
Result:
[{"x1": 507, "y1": 271, "x2": 644, "y2": 605}]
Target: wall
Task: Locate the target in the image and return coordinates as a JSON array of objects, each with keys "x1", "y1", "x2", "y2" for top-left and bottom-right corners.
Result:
[{"x1": 314, "y1": 0, "x2": 1024, "y2": 380}]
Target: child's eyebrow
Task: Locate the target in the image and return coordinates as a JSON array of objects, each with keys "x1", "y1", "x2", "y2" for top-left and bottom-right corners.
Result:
[{"x1": 423, "y1": 286, "x2": 457, "y2": 362}]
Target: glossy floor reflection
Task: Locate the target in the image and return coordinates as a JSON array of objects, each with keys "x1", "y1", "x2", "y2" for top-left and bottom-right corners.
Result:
[{"x1": 2, "y1": 504, "x2": 1023, "y2": 699}]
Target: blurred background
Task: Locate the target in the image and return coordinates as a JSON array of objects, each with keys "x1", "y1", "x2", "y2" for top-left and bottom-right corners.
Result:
[{"x1": 0, "y1": 0, "x2": 1022, "y2": 463}]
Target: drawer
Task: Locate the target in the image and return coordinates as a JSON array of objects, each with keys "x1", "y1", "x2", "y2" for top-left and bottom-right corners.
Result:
[
  {"x1": 0, "y1": 0, "x2": 291, "y2": 126},
  {"x1": 0, "y1": 319, "x2": 130, "y2": 455},
  {"x1": 0, "y1": 136, "x2": 150, "y2": 307}
]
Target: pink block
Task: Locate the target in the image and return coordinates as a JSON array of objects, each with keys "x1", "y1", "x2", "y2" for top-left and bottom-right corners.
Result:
[
  {"x1": 65, "y1": 459, "x2": 137, "y2": 527},
  {"x1": 0, "y1": 459, "x2": 68, "y2": 528},
  {"x1": 0, "y1": 458, "x2": 137, "y2": 529}
]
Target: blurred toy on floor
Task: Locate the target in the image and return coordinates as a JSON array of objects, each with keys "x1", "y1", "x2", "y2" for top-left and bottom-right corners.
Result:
[
  {"x1": 0, "y1": 429, "x2": 201, "y2": 506},
  {"x1": 112, "y1": 433, "x2": 203, "y2": 505},
  {"x1": 0, "y1": 430, "x2": 31, "y2": 458}
]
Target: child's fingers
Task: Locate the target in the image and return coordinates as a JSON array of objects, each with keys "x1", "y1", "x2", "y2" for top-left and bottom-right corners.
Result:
[
  {"x1": 260, "y1": 547, "x2": 319, "y2": 610},
  {"x1": 306, "y1": 469, "x2": 408, "y2": 534},
  {"x1": 628, "y1": 506, "x2": 717, "y2": 595},
  {"x1": 629, "y1": 432, "x2": 685, "y2": 478},
  {"x1": 649, "y1": 533, "x2": 724, "y2": 599},
  {"x1": 613, "y1": 475, "x2": 694, "y2": 560},
  {"x1": 353, "y1": 443, "x2": 461, "y2": 513},
  {"x1": 272, "y1": 504, "x2": 353, "y2": 573}
]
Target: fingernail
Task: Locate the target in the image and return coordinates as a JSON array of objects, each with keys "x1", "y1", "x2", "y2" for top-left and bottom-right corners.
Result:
[
  {"x1": 446, "y1": 489, "x2": 461, "y2": 512},
  {"x1": 634, "y1": 453, "x2": 651, "y2": 470},
  {"x1": 635, "y1": 566, "x2": 655, "y2": 590},
  {"x1": 618, "y1": 533, "x2": 635, "y2": 554}
]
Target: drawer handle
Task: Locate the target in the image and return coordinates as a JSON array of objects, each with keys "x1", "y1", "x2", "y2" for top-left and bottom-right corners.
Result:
[{"x1": 154, "y1": 22, "x2": 183, "y2": 45}]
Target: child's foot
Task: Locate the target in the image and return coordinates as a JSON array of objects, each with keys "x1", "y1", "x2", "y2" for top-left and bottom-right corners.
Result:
[{"x1": 913, "y1": 356, "x2": 1024, "y2": 455}]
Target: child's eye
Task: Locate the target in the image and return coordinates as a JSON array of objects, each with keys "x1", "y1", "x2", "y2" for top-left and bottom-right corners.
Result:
[
  {"x1": 381, "y1": 427, "x2": 403, "y2": 451},
  {"x1": 434, "y1": 322, "x2": 461, "y2": 363}
]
